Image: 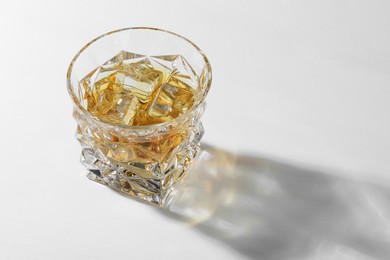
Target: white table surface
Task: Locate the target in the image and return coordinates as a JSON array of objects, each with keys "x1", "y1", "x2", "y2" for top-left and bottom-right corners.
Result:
[{"x1": 1, "y1": 1, "x2": 389, "y2": 259}]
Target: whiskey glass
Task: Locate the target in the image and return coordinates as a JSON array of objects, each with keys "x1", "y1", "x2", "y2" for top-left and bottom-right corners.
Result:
[{"x1": 67, "y1": 27, "x2": 212, "y2": 206}]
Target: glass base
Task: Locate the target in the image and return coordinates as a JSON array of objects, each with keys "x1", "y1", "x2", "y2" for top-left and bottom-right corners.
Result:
[{"x1": 80, "y1": 123, "x2": 203, "y2": 206}]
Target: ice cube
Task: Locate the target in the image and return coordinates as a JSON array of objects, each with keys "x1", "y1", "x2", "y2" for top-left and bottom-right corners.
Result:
[
  {"x1": 116, "y1": 59, "x2": 163, "y2": 103},
  {"x1": 149, "y1": 54, "x2": 198, "y2": 90},
  {"x1": 147, "y1": 82, "x2": 195, "y2": 121},
  {"x1": 82, "y1": 61, "x2": 123, "y2": 108},
  {"x1": 97, "y1": 50, "x2": 146, "y2": 84},
  {"x1": 149, "y1": 55, "x2": 176, "y2": 81},
  {"x1": 148, "y1": 83, "x2": 178, "y2": 119},
  {"x1": 168, "y1": 81, "x2": 195, "y2": 115},
  {"x1": 92, "y1": 88, "x2": 139, "y2": 126}
]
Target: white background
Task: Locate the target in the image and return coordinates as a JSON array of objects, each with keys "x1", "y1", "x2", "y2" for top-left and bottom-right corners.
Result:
[{"x1": 0, "y1": 0, "x2": 389, "y2": 259}]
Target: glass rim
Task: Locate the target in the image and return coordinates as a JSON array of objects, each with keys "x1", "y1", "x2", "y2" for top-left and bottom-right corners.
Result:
[{"x1": 66, "y1": 27, "x2": 212, "y2": 130}]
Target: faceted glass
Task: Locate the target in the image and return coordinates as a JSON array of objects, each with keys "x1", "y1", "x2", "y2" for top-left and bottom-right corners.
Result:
[{"x1": 67, "y1": 28, "x2": 212, "y2": 206}]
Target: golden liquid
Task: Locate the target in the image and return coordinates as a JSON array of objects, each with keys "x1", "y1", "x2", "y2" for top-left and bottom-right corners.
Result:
[
  {"x1": 80, "y1": 51, "x2": 197, "y2": 126},
  {"x1": 77, "y1": 51, "x2": 199, "y2": 183}
]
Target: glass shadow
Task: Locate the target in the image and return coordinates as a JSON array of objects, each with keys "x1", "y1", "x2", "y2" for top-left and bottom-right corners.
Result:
[{"x1": 162, "y1": 144, "x2": 390, "y2": 260}]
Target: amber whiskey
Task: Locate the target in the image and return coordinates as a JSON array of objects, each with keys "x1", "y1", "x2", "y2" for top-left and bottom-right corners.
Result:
[
  {"x1": 80, "y1": 51, "x2": 197, "y2": 126},
  {"x1": 75, "y1": 51, "x2": 203, "y2": 205}
]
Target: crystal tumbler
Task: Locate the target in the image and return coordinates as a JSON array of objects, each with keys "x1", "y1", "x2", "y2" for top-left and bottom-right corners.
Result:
[{"x1": 67, "y1": 28, "x2": 212, "y2": 206}]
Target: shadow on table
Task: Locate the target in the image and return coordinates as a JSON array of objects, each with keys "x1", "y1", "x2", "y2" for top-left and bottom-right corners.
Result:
[{"x1": 161, "y1": 144, "x2": 390, "y2": 260}]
